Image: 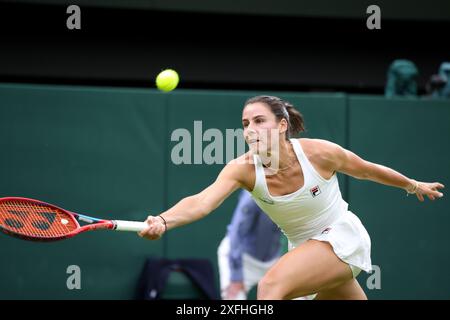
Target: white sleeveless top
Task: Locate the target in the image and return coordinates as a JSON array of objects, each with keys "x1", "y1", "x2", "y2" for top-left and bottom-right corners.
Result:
[{"x1": 250, "y1": 138, "x2": 349, "y2": 246}]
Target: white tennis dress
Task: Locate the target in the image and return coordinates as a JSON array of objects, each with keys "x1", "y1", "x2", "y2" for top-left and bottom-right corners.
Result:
[{"x1": 250, "y1": 139, "x2": 372, "y2": 277}]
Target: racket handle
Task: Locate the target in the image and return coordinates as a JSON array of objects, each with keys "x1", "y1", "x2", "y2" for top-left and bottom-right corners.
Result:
[{"x1": 113, "y1": 220, "x2": 148, "y2": 232}]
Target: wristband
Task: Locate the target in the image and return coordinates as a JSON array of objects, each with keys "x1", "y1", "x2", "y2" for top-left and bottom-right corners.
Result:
[
  {"x1": 158, "y1": 215, "x2": 168, "y2": 232},
  {"x1": 406, "y1": 180, "x2": 419, "y2": 196}
]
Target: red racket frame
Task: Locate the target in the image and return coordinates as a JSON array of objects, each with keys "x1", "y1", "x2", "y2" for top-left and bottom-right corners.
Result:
[{"x1": 0, "y1": 197, "x2": 116, "y2": 242}]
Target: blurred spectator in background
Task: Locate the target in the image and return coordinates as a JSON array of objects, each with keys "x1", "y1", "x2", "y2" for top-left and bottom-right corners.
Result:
[
  {"x1": 425, "y1": 74, "x2": 447, "y2": 98},
  {"x1": 385, "y1": 59, "x2": 419, "y2": 98},
  {"x1": 438, "y1": 62, "x2": 450, "y2": 98},
  {"x1": 217, "y1": 190, "x2": 283, "y2": 300}
]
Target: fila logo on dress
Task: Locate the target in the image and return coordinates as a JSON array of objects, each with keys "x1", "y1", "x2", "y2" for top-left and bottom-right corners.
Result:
[{"x1": 310, "y1": 185, "x2": 322, "y2": 197}]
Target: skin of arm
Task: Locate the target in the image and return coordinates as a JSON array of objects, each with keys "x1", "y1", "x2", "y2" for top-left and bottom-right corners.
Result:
[
  {"x1": 139, "y1": 157, "x2": 253, "y2": 240},
  {"x1": 308, "y1": 139, "x2": 444, "y2": 202}
]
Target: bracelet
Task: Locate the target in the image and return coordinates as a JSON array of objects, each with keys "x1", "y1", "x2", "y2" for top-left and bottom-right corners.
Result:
[
  {"x1": 406, "y1": 180, "x2": 419, "y2": 196},
  {"x1": 158, "y1": 215, "x2": 168, "y2": 233}
]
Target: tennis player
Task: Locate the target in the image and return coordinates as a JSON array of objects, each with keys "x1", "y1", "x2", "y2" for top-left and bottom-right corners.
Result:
[{"x1": 139, "y1": 95, "x2": 444, "y2": 300}]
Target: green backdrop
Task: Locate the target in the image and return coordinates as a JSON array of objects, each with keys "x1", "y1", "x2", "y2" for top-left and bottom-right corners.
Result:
[
  {"x1": 0, "y1": 84, "x2": 448, "y2": 299},
  {"x1": 347, "y1": 96, "x2": 450, "y2": 299}
]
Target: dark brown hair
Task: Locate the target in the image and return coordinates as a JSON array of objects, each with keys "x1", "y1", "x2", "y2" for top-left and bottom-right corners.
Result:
[{"x1": 244, "y1": 95, "x2": 305, "y2": 139}]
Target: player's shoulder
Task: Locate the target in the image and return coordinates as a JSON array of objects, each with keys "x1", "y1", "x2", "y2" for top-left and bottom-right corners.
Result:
[
  {"x1": 223, "y1": 152, "x2": 255, "y2": 189},
  {"x1": 298, "y1": 138, "x2": 341, "y2": 151},
  {"x1": 221, "y1": 152, "x2": 253, "y2": 176},
  {"x1": 297, "y1": 138, "x2": 343, "y2": 161},
  {"x1": 228, "y1": 151, "x2": 254, "y2": 166}
]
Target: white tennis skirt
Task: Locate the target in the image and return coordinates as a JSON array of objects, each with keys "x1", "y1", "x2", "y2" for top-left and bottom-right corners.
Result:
[{"x1": 289, "y1": 211, "x2": 372, "y2": 278}]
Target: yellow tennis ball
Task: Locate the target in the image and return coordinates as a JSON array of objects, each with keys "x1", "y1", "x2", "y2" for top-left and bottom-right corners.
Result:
[{"x1": 156, "y1": 69, "x2": 179, "y2": 92}]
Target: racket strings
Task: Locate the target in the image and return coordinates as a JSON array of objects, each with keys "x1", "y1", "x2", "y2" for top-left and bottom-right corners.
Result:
[{"x1": 0, "y1": 201, "x2": 77, "y2": 238}]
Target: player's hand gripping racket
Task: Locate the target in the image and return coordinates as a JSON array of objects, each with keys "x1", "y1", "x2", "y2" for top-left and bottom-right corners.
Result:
[{"x1": 0, "y1": 197, "x2": 148, "y2": 241}]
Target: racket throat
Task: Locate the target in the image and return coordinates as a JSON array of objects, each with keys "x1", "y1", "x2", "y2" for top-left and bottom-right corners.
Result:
[{"x1": 78, "y1": 215, "x2": 95, "y2": 224}]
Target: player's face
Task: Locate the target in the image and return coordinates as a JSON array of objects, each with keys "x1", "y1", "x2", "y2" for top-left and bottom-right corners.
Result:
[{"x1": 242, "y1": 102, "x2": 283, "y2": 155}]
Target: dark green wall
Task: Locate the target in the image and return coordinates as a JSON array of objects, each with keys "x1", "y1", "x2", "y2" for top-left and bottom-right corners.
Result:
[
  {"x1": 0, "y1": 84, "x2": 449, "y2": 299},
  {"x1": 0, "y1": 84, "x2": 166, "y2": 299},
  {"x1": 347, "y1": 96, "x2": 450, "y2": 299}
]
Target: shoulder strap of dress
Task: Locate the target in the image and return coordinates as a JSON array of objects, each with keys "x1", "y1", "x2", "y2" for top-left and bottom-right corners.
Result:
[{"x1": 290, "y1": 138, "x2": 316, "y2": 177}]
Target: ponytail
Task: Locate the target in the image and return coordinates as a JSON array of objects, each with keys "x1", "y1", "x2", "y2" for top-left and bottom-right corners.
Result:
[{"x1": 284, "y1": 102, "x2": 305, "y2": 137}]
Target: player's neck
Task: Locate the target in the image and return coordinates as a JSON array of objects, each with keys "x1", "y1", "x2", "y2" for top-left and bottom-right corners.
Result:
[{"x1": 261, "y1": 139, "x2": 295, "y2": 171}]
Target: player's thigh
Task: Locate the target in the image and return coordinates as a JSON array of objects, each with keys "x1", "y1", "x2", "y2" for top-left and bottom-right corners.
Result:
[{"x1": 259, "y1": 239, "x2": 353, "y2": 299}]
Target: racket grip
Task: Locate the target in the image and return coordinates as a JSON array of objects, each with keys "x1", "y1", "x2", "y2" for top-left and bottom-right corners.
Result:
[{"x1": 113, "y1": 220, "x2": 148, "y2": 232}]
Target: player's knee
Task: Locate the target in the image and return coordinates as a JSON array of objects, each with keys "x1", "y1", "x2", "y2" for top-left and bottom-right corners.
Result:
[{"x1": 257, "y1": 274, "x2": 285, "y2": 300}]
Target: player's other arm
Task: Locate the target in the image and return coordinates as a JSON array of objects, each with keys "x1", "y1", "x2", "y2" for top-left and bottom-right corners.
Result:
[
  {"x1": 139, "y1": 160, "x2": 247, "y2": 240},
  {"x1": 316, "y1": 139, "x2": 444, "y2": 202}
]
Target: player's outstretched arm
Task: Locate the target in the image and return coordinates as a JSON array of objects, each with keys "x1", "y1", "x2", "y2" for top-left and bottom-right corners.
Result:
[
  {"x1": 315, "y1": 139, "x2": 445, "y2": 202},
  {"x1": 139, "y1": 160, "x2": 247, "y2": 240}
]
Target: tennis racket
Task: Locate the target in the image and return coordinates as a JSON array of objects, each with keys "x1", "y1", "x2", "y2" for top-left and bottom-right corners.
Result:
[{"x1": 0, "y1": 197, "x2": 148, "y2": 242}]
